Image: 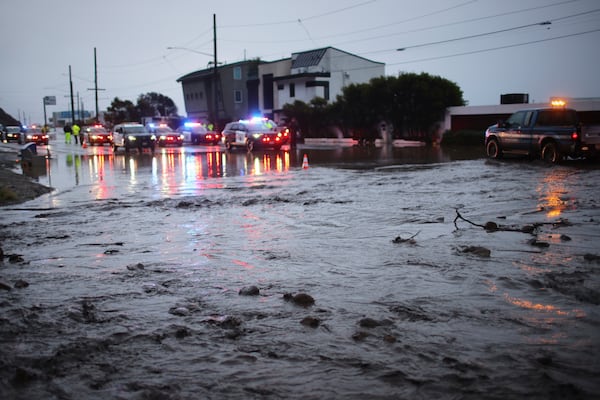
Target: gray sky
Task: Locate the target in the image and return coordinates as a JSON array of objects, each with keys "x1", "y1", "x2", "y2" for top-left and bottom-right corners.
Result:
[{"x1": 1, "y1": 0, "x2": 599, "y2": 124}]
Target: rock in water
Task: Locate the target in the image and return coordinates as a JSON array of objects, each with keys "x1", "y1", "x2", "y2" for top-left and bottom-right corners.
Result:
[{"x1": 239, "y1": 285, "x2": 260, "y2": 296}]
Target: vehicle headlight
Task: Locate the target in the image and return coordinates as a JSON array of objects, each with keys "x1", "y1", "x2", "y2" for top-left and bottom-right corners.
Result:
[
  {"x1": 179, "y1": 135, "x2": 184, "y2": 140},
  {"x1": 128, "y1": 135, "x2": 137, "y2": 141},
  {"x1": 159, "y1": 135, "x2": 167, "y2": 140},
  {"x1": 151, "y1": 135, "x2": 157, "y2": 141},
  {"x1": 252, "y1": 133, "x2": 261, "y2": 139}
]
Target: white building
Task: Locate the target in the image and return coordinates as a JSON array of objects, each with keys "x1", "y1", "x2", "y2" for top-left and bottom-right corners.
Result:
[
  {"x1": 176, "y1": 47, "x2": 385, "y2": 125},
  {"x1": 259, "y1": 47, "x2": 385, "y2": 122}
]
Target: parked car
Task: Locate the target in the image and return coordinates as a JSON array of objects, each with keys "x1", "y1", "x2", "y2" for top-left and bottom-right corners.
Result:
[
  {"x1": 485, "y1": 105, "x2": 589, "y2": 163},
  {"x1": 84, "y1": 125, "x2": 112, "y2": 146},
  {"x1": 3, "y1": 126, "x2": 23, "y2": 144},
  {"x1": 24, "y1": 126, "x2": 49, "y2": 145},
  {"x1": 177, "y1": 122, "x2": 221, "y2": 145},
  {"x1": 111, "y1": 123, "x2": 156, "y2": 153},
  {"x1": 222, "y1": 118, "x2": 285, "y2": 151},
  {"x1": 147, "y1": 124, "x2": 184, "y2": 147}
]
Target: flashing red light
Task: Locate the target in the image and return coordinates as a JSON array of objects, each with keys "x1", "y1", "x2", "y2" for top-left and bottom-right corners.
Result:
[{"x1": 572, "y1": 132, "x2": 579, "y2": 140}]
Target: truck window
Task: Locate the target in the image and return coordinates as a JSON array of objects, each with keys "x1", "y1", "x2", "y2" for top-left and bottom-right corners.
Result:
[
  {"x1": 506, "y1": 111, "x2": 526, "y2": 128},
  {"x1": 523, "y1": 111, "x2": 534, "y2": 127},
  {"x1": 536, "y1": 109, "x2": 578, "y2": 127}
]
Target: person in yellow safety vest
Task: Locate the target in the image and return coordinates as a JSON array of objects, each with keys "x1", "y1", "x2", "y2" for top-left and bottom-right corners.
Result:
[
  {"x1": 64, "y1": 124, "x2": 72, "y2": 144},
  {"x1": 72, "y1": 123, "x2": 81, "y2": 145},
  {"x1": 207, "y1": 123, "x2": 214, "y2": 131}
]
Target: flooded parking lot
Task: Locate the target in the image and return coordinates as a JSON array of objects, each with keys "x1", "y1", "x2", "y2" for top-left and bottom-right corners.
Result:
[{"x1": 1, "y1": 140, "x2": 599, "y2": 399}]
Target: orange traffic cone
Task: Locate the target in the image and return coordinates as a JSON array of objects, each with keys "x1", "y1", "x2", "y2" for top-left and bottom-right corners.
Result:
[{"x1": 302, "y1": 154, "x2": 309, "y2": 169}]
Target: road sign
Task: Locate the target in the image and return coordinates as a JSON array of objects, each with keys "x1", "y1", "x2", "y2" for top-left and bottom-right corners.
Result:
[{"x1": 44, "y1": 96, "x2": 56, "y2": 105}]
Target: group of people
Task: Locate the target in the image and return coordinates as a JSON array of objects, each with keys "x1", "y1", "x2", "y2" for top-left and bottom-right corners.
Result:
[{"x1": 63, "y1": 123, "x2": 82, "y2": 145}]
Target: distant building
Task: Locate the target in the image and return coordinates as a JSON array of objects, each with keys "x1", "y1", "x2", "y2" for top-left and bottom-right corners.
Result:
[
  {"x1": 270, "y1": 47, "x2": 383, "y2": 115},
  {"x1": 176, "y1": 60, "x2": 263, "y2": 126},
  {"x1": 52, "y1": 110, "x2": 93, "y2": 127},
  {"x1": 175, "y1": 47, "x2": 385, "y2": 126}
]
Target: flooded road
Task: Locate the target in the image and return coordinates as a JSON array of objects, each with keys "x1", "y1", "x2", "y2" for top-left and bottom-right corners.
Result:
[{"x1": 1, "y1": 140, "x2": 599, "y2": 399}]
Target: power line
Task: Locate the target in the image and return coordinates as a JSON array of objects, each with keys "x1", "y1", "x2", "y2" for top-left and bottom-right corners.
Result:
[
  {"x1": 395, "y1": 8, "x2": 600, "y2": 51},
  {"x1": 326, "y1": 0, "x2": 579, "y2": 42},
  {"x1": 220, "y1": 0, "x2": 378, "y2": 28},
  {"x1": 325, "y1": 0, "x2": 583, "y2": 48},
  {"x1": 389, "y1": 28, "x2": 600, "y2": 65}
]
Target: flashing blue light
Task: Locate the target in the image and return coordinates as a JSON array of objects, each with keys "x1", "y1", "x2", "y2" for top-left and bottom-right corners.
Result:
[{"x1": 184, "y1": 121, "x2": 202, "y2": 127}]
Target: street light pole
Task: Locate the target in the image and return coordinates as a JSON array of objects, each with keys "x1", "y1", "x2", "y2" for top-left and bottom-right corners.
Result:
[
  {"x1": 213, "y1": 13, "x2": 218, "y2": 130},
  {"x1": 69, "y1": 65, "x2": 75, "y2": 124}
]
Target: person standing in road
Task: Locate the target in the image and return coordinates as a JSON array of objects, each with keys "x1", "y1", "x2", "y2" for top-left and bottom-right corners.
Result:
[
  {"x1": 72, "y1": 122, "x2": 81, "y2": 145},
  {"x1": 64, "y1": 124, "x2": 72, "y2": 144}
]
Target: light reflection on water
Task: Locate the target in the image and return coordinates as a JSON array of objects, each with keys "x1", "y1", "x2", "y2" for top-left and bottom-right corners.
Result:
[
  {"x1": 30, "y1": 142, "x2": 484, "y2": 196},
  {"x1": 535, "y1": 168, "x2": 576, "y2": 218}
]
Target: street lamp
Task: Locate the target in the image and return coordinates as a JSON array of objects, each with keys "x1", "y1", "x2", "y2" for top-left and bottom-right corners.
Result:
[{"x1": 167, "y1": 15, "x2": 218, "y2": 129}]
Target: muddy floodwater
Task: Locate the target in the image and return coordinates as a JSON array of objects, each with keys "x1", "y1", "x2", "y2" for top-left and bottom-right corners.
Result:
[{"x1": 1, "y1": 141, "x2": 599, "y2": 399}]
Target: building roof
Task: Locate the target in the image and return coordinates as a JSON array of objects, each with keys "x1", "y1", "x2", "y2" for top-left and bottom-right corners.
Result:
[
  {"x1": 176, "y1": 59, "x2": 264, "y2": 83},
  {"x1": 291, "y1": 48, "x2": 327, "y2": 69},
  {"x1": 273, "y1": 72, "x2": 331, "y2": 82},
  {"x1": 291, "y1": 46, "x2": 385, "y2": 68}
]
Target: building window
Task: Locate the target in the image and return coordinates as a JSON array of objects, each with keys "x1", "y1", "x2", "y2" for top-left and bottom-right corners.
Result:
[
  {"x1": 277, "y1": 84, "x2": 284, "y2": 90},
  {"x1": 289, "y1": 83, "x2": 295, "y2": 98},
  {"x1": 234, "y1": 90, "x2": 242, "y2": 103},
  {"x1": 233, "y1": 66, "x2": 242, "y2": 80}
]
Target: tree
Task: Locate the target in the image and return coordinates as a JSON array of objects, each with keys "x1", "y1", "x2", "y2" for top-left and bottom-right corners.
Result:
[
  {"x1": 336, "y1": 72, "x2": 465, "y2": 141},
  {"x1": 105, "y1": 97, "x2": 139, "y2": 126},
  {"x1": 282, "y1": 98, "x2": 336, "y2": 138},
  {"x1": 137, "y1": 92, "x2": 177, "y2": 118},
  {"x1": 104, "y1": 93, "x2": 179, "y2": 126}
]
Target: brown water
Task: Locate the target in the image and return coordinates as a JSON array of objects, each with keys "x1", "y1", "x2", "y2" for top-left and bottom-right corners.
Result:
[{"x1": 1, "y1": 142, "x2": 599, "y2": 399}]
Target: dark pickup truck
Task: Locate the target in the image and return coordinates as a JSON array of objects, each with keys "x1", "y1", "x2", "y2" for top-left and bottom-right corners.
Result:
[{"x1": 484, "y1": 107, "x2": 597, "y2": 163}]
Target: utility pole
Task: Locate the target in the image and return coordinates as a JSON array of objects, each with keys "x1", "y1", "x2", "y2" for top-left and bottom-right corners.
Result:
[
  {"x1": 69, "y1": 65, "x2": 75, "y2": 124},
  {"x1": 213, "y1": 13, "x2": 218, "y2": 130},
  {"x1": 87, "y1": 47, "x2": 105, "y2": 122}
]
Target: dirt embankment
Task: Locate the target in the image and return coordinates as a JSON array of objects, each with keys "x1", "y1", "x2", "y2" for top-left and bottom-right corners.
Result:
[{"x1": 0, "y1": 150, "x2": 52, "y2": 206}]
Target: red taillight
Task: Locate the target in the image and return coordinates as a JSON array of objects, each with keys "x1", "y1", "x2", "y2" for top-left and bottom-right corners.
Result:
[
  {"x1": 571, "y1": 132, "x2": 579, "y2": 140},
  {"x1": 206, "y1": 134, "x2": 213, "y2": 140}
]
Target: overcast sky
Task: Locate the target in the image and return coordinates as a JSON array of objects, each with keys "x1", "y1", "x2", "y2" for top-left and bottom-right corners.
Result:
[{"x1": 1, "y1": 0, "x2": 599, "y2": 124}]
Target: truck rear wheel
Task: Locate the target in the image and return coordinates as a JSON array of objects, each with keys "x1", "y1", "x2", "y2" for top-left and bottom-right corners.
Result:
[{"x1": 541, "y1": 141, "x2": 561, "y2": 163}]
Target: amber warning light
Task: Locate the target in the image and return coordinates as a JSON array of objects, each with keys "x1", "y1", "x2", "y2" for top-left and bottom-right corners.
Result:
[{"x1": 551, "y1": 99, "x2": 566, "y2": 108}]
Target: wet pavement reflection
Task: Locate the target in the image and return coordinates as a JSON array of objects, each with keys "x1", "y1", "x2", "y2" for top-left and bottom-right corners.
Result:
[{"x1": 23, "y1": 141, "x2": 485, "y2": 196}]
